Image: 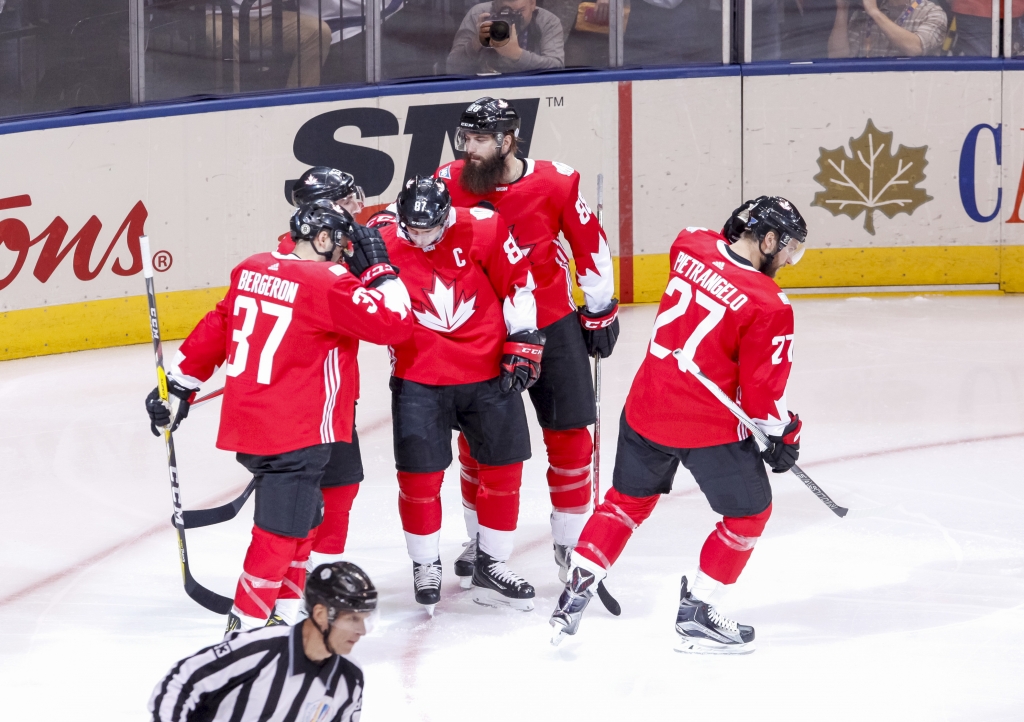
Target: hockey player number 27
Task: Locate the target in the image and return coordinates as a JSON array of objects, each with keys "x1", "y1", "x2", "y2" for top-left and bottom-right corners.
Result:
[
  {"x1": 225, "y1": 296, "x2": 294, "y2": 384},
  {"x1": 649, "y1": 277, "x2": 725, "y2": 364}
]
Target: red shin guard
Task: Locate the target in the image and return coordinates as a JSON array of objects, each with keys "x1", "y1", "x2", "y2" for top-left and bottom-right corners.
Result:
[
  {"x1": 311, "y1": 484, "x2": 359, "y2": 555},
  {"x1": 698, "y1": 504, "x2": 773, "y2": 585},
  {"x1": 542, "y1": 427, "x2": 593, "y2": 514},
  {"x1": 279, "y1": 533, "x2": 315, "y2": 601},
  {"x1": 234, "y1": 525, "x2": 305, "y2": 618},
  {"x1": 457, "y1": 433, "x2": 480, "y2": 512},
  {"x1": 475, "y1": 462, "x2": 522, "y2": 532},
  {"x1": 574, "y1": 488, "x2": 660, "y2": 569},
  {"x1": 397, "y1": 471, "x2": 445, "y2": 535}
]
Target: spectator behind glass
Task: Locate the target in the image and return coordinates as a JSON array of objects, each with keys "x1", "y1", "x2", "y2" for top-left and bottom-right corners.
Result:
[
  {"x1": 207, "y1": 1, "x2": 332, "y2": 88},
  {"x1": 447, "y1": 0, "x2": 565, "y2": 74},
  {"x1": 829, "y1": 0, "x2": 948, "y2": 56},
  {"x1": 949, "y1": 0, "x2": 1022, "y2": 55}
]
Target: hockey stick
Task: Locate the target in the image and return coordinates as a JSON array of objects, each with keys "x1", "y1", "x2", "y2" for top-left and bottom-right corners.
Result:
[
  {"x1": 589, "y1": 173, "x2": 621, "y2": 617},
  {"x1": 182, "y1": 478, "x2": 256, "y2": 529},
  {"x1": 142, "y1": 236, "x2": 234, "y2": 614},
  {"x1": 671, "y1": 349, "x2": 849, "y2": 518},
  {"x1": 192, "y1": 387, "x2": 224, "y2": 408}
]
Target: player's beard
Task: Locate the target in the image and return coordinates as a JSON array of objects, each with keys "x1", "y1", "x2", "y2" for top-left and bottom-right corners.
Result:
[{"x1": 460, "y1": 151, "x2": 507, "y2": 195}]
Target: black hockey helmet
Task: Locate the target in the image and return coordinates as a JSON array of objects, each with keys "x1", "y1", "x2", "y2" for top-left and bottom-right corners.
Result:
[
  {"x1": 455, "y1": 97, "x2": 521, "y2": 154},
  {"x1": 396, "y1": 176, "x2": 452, "y2": 231},
  {"x1": 725, "y1": 195, "x2": 808, "y2": 264},
  {"x1": 290, "y1": 200, "x2": 355, "y2": 259},
  {"x1": 305, "y1": 562, "x2": 378, "y2": 618},
  {"x1": 290, "y1": 166, "x2": 364, "y2": 207}
]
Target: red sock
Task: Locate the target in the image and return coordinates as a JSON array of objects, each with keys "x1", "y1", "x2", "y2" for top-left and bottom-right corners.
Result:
[
  {"x1": 698, "y1": 504, "x2": 772, "y2": 584},
  {"x1": 475, "y1": 462, "x2": 522, "y2": 532},
  {"x1": 311, "y1": 484, "x2": 360, "y2": 555},
  {"x1": 458, "y1": 433, "x2": 480, "y2": 514},
  {"x1": 233, "y1": 526, "x2": 302, "y2": 619},
  {"x1": 574, "y1": 488, "x2": 660, "y2": 569},
  {"x1": 397, "y1": 471, "x2": 445, "y2": 535},
  {"x1": 280, "y1": 531, "x2": 316, "y2": 601},
  {"x1": 543, "y1": 427, "x2": 593, "y2": 513}
]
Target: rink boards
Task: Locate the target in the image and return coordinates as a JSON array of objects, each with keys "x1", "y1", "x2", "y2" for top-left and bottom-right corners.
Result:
[{"x1": 2, "y1": 66, "x2": 1024, "y2": 359}]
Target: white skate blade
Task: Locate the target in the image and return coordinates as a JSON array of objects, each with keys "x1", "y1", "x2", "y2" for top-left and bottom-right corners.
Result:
[
  {"x1": 458, "y1": 575, "x2": 473, "y2": 590},
  {"x1": 472, "y1": 586, "x2": 534, "y2": 611},
  {"x1": 674, "y1": 635, "x2": 755, "y2": 655},
  {"x1": 550, "y1": 626, "x2": 568, "y2": 646},
  {"x1": 421, "y1": 604, "x2": 436, "y2": 617}
]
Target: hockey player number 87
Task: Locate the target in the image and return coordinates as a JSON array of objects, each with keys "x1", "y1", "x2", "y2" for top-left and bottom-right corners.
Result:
[
  {"x1": 225, "y1": 295, "x2": 294, "y2": 384},
  {"x1": 649, "y1": 277, "x2": 725, "y2": 365}
]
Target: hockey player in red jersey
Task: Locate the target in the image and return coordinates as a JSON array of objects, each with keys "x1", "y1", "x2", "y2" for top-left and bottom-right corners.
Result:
[
  {"x1": 277, "y1": 166, "x2": 366, "y2": 255},
  {"x1": 435, "y1": 97, "x2": 619, "y2": 586},
  {"x1": 549, "y1": 196, "x2": 808, "y2": 653},
  {"x1": 381, "y1": 176, "x2": 543, "y2": 614},
  {"x1": 145, "y1": 201, "x2": 413, "y2": 633}
]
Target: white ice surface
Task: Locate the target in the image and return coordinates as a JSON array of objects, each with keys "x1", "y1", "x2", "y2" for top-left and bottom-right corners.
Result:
[{"x1": 1, "y1": 296, "x2": 1023, "y2": 721}]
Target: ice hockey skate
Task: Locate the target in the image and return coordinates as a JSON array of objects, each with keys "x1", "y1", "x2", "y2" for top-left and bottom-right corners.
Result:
[
  {"x1": 413, "y1": 559, "x2": 442, "y2": 616},
  {"x1": 674, "y1": 576, "x2": 755, "y2": 655},
  {"x1": 553, "y1": 543, "x2": 572, "y2": 583},
  {"x1": 471, "y1": 549, "x2": 536, "y2": 611},
  {"x1": 549, "y1": 565, "x2": 597, "y2": 645},
  {"x1": 454, "y1": 539, "x2": 477, "y2": 589}
]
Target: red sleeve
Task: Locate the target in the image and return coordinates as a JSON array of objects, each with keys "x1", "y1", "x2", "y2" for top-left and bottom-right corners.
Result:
[
  {"x1": 326, "y1": 268, "x2": 414, "y2": 346},
  {"x1": 168, "y1": 274, "x2": 236, "y2": 388},
  {"x1": 738, "y1": 302, "x2": 795, "y2": 437},
  {"x1": 479, "y1": 214, "x2": 538, "y2": 335},
  {"x1": 559, "y1": 171, "x2": 615, "y2": 312}
]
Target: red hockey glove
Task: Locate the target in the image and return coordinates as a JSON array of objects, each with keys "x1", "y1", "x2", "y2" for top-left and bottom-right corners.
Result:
[
  {"x1": 365, "y1": 210, "x2": 397, "y2": 228},
  {"x1": 500, "y1": 330, "x2": 546, "y2": 394},
  {"x1": 145, "y1": 377, "x2": 196, "y2": 436},
  {"x1": 761, "y1": 412, "x2": 801, "y2": 473},
  {"x1": 578, "y1": 299, "x2": 620, "y2": 359},
  {"x1": 277, "y1": 232, "x2": 295, "y2": 254},
  {"x1": 346, "y1": 225, "x2": 399, "y2": 288}
]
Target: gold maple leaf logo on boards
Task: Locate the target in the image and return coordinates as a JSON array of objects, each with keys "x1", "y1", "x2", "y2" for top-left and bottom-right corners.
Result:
[{"x1": 811, "y1": 119, "x2": 932, "y2": 235}]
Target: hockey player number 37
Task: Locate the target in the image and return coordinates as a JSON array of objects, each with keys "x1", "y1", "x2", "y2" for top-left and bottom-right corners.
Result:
[
  {"x1": 649, "y1": 277, "x2": 725, "y2": 365},
  {"x1": 226, "y1": 295, "x2": 294, "y2": 384}
]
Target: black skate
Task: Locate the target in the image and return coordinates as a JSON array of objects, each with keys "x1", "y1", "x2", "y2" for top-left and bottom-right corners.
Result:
[
  {"x1": 454, "y1": 539, "x2": 477, "y2": 589},
  {"x1": 471, "y1": 549, "x2": 535, "y2": 611},
  {"x1": 224, "y1": 612, "x2": 242, "y2": 639},
  {"x1": 553, "y1": 543, "x2": 572, "y2": 583},
  {"x1": 413, "y1": 559, "x2": 442, "y2": 617},
  {"x1": 549, "y1": 566, "x2": 597, "y2": 645},
  {"x1": 265, "y1": 612, "x2": 287, "y2": 627},
  {"x1": 674, "y1": 576, "x2": 755, "y2": 655}
]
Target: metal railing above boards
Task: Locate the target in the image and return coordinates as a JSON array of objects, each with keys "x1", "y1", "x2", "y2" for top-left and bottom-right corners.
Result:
[{"x1": 0, "y1": 0, "x2": 1017, "y2": 123}]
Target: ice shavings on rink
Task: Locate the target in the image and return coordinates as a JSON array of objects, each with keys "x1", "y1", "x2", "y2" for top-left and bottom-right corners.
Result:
[{"x1": 1, "y1": 296, "x2": 1023, "y2": 721}]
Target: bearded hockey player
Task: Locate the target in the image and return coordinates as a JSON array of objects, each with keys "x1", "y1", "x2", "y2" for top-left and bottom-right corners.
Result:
[
  {"x1": 435, "y1": 97, "x2": 619, "y2": 586},
  {"x1": 549, "y1": 196, "x2": 808, "y2": 654},
  {"x1": 145, "y1": 201, "x2": 412, "y2": 633},
  {"x1": 381, "y1": 176, "x2": 543, "y2": 614}
]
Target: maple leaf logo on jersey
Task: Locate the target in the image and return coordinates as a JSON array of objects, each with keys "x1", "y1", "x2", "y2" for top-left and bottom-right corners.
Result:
[
  {"x1": 507, "y1": 225, "x2": 536, "y2": 257},
  {"x1": 413, "y1": 273, "x2": 477, "y2": 333}
]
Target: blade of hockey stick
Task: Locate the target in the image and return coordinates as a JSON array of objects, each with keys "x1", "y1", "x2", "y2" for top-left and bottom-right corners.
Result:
[
  {"x1": 142, "y1": 236, "x2": 234, "y2": 615},
  {"x1": 671, "y1": 349, "x2": 849, "y2": 518},
  {"x1": 596, "y1": 581, "x2": 621, "y2": 616},
  {"x1": 182, "y1": 479, "x2": 256, "y2": 529}
]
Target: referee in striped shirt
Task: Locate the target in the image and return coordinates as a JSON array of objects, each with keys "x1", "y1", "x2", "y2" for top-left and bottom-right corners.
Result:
[{"x1": 150, "y1": 562, "x2": 376, "y2": 722}]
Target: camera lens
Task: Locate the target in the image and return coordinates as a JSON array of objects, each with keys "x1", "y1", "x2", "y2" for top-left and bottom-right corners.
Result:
[{"x1": 490, "y1": 20, "x2": 510, "y2": 42}]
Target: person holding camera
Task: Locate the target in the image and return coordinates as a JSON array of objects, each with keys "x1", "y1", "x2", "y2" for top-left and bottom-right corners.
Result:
[
  {"x1": 447, "y1": 0, "x2": 564, "y2": 74},
  {"x1": 828, "y1": 0, "x2": 948, "y2": 57}
]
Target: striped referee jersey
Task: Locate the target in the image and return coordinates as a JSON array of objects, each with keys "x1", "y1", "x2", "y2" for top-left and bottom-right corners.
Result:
[{"x1": 149, "y1": 624, "x2": 363, "y2": 722}]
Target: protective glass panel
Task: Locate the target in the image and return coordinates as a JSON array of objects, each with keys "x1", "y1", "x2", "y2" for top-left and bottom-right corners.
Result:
[
  {"x1": 0, "y1": 0, "x2": 132, "y2": 121},
  {"x1": 145, "y1": 0, "x2": 362, "y2": 103},
  {"x1": 622, "y1": 0, "x2": 724, "y2": 66},
  {"x1": 768, "y1": 0, "x2": 988, "y2": 60},
  {"x1": 381, "y1": 0, "x2": 610, "y2": 82}
]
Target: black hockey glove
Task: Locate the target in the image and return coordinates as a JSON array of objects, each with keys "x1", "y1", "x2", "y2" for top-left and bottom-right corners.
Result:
[
  {"x1": 579, "y1": 299, "x2": 620, "y2": 359},
  {"x1": 345, "y1": 224, "x2": 399, "y2": 288},
  {"x1": 499, "y1": 330, "x2": 546, "y2": 394},
  {"x1": 145, "y1": 377, "x2": 196, "y2": 436},
  {"x1": 761, "y1": 412, "x2": 801, "y2": 473}
]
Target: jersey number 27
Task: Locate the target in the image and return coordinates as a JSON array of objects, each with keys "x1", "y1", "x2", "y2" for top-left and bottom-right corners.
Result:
[{"x1": 649, "y1": 277, "x2": 725, "y2": 369}]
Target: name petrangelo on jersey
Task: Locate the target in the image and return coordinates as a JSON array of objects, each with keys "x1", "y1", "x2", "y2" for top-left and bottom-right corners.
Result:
[{"x1": 671, "y1": 247, "x2": 749, "y2": 312}]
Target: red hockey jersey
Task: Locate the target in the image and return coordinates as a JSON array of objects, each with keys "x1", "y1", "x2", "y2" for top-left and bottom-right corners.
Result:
[
  {"x1": 625, "y1": 228, "x2": 796, "y2": 449},
  {"x1": 436, "y1": 159, "x2": 614, "y2": 328},
  {"x1": 382, "y1": 206, "x2": 537, "y2": 386},
  {"x1": 169, "y1": 251, "x2": 413, "y2": 456}
]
